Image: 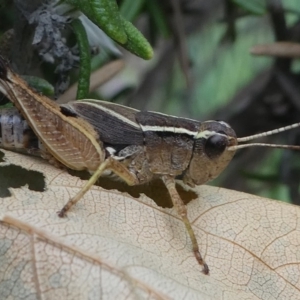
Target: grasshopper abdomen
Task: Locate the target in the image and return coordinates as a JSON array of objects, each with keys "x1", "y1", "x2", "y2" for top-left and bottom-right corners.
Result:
[{"x1": 0, "y1": 107, "x2": 41, "y2": 156}]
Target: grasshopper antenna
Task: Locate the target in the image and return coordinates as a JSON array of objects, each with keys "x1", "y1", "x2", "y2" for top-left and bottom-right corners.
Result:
[{"x1": 228, "y1": 122, "x2": 300, "y2": 151}]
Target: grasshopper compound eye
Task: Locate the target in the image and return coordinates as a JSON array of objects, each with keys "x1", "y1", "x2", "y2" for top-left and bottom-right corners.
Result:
[
  {"x1": 197, "y1": 120, "x2": 237, "y2": 159},
  {"x1": 204, "y1": 134, "x2": 228, "y2": 159}
]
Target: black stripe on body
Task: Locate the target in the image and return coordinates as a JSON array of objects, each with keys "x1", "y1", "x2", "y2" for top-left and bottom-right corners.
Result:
[
  {"x1": 61, "y1": 100, "x2": 144, "y2": 147},
  {"x1": 136, "y1": 111, "x2": 201, "y2": 134}
]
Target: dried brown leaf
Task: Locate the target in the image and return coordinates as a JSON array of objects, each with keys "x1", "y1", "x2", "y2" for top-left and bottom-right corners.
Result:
[{"x1": 0, "y1": 149, "x2": 300, "y2": 299}]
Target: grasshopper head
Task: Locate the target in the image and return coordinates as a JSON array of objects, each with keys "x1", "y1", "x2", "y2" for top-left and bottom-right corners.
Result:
[
  {"x1": 183, "y1": 119, "x2": 300, "y2": 187},
  {"x1": 183, "y1": 120, "x2": 237, "y2": 186}
]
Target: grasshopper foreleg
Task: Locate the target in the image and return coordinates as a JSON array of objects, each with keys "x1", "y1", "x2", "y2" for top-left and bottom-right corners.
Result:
[{"x1": 58, "y1": 157, "x2": 139, "y2": 217}]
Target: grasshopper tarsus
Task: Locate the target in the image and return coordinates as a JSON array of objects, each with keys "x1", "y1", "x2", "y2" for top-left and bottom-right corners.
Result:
[
  {"x1": 194, "y1": 250, "x2": 209, "y2": 275},
  {"x1": 202, "y1": 263, "x2": 209, "y2": 275},
  {"x1": 57, "y1": 209, "x2": 67, "y2": 218}
]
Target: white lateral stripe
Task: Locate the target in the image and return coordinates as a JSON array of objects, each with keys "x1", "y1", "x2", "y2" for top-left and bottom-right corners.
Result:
[
  {"x1": 140, "y1": 126, "x2": 229, "y2": 140},
  {"x1": 195, "y1": 130, "x2": 216, "y2": 139},
  {"x1": 81, "y1": 99, "x2": 139, "y2": 112},
  {"x1": 195, "y1": 130, "x2": 229, "y2": 139},
  {"x1": 148, "y1": 111, "x2": 200, "y2": 122},
  {"x1": 77, "y1": 102, "x2": 140, "y2": 129},
  {"x1": 217, "y1": 121, "x2": 231, "y2": 128},
  {"x1": 203, "y1": 120, "x2": 231, "y2": 128},
  {"x1": 140, "y1": 125, "x2": 197, "y2": 136}
]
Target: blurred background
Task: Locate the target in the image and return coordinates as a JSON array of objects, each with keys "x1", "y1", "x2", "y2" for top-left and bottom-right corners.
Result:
[{"x1": 1, "y1": 0, "x2": 300, "y2": 204}]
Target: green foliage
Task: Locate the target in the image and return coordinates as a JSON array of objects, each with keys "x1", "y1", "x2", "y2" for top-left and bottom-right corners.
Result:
[
  {"x1": 231, "y1": 0, "x2": 267, "y2": 15},
  {"x1": 119, "y1": 0, "x2": 145, "y2": 22},
  {"x1": 146, "y1": 0, "x2": 170, "y2": 38},
  {"x1": 119, "y1": 17, "x2": 154, "y2": 60},
  {"x1": 64, "y1": 0, "x2": 153, "y2": 60},
  {"x1": 21, "y1": 76, "x2": 54, "y2": 97},
  {"x1": 71, "y1": 19, "x2": 91, "y2": 99},
  {"x1": 81, "y1": 0, "x2": 127, "y2": 43}
]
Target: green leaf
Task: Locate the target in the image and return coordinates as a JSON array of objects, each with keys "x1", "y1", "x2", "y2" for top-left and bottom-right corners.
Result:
[
  {"x1": 146, "y1": 0, "x2": 170, "y2": 38},
  {"x1": 71, "y1": 18, "x2": 91, "y2": 99},
  {"x1": 231, "y1": 0, "x2": 267, "y2": 15},
  {"x1": 0, "y1": 103, "x2": 13, "y2": 109},
  {"x1": 64, "y1": 0, "x2": 153, "y2": 60},
  {"x1": 120, "y1": 17, "x2": 154, "y2": 60},
  {"x1": 65, "y1": 0, "x2": 127, "y2": 44},
  {"x1": 21, "y1": 76, "x2": 54, "y2": 96}
]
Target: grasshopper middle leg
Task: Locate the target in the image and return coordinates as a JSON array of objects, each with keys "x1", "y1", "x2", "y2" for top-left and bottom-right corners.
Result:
[{"x1": 162, "y1": 175, "x2": 209, "y2": 275}]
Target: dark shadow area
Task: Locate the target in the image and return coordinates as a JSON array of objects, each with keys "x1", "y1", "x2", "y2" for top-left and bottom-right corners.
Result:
[
  {"x1": 0, "y1": 151, "x2": 4, "y2": 162},
  {"x1": 0, "y1": 164, "x2": 45, "y2": 197},
  {"x1": 68, "y1": 169, "x2": 197, "y2": 208},
  {"x1": 98, "y1": 177, "x2": 198, "y2": 208}
]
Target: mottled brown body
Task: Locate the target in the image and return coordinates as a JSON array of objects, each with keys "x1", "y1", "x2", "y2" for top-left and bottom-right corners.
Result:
[{"x1": 62, "y1": 101, "x2": 237, "y2": 187}]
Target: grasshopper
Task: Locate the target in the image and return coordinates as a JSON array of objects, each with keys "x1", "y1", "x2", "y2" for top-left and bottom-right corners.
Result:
[{"x1": 1, "y1": 57, "x2": 300, "y2": 275}]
